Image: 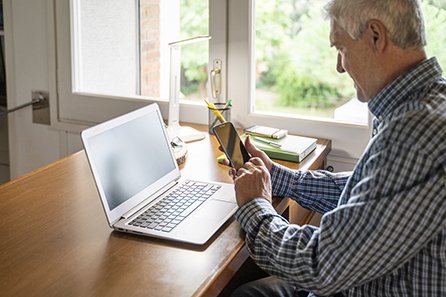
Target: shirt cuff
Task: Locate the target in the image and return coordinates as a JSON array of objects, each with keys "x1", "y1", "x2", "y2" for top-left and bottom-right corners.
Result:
[
  {"x1": 235, "y1": 198, "x2": 278, "y2": 233},
  {"x1": 270, "y1": 163, "x2": 300, "y2": 197}
]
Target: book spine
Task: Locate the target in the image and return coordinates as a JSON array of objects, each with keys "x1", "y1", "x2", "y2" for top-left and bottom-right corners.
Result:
[{"x1": 299, "y1": 142, "x2": 317, "y2": 162}]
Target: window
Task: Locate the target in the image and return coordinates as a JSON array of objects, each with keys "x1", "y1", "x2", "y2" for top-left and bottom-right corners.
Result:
[
  {"x1": 72, "y1": 0, "x2": 209, "y2": 100},
  {"x1": 227, "y1": 0, "x2": 370, "y2": 162},
  {"x1": 227, "y1": 0, "x2": 446, "y2": 162},
  {"x1": 53, "y1": 0, "x2": 225, "y2": 127},
  {"x1": 53, "y1": 0, "x2": 445, "y2": 165},
  {"x1": 254, "y1": 0, "x2": 366, "y2": 125},
  {"x1": 253, "y1": 0, "x2": 446, "y2": 125},
  {"x1": 72, "y1": 0, "x2": 139, "y2": 97}
]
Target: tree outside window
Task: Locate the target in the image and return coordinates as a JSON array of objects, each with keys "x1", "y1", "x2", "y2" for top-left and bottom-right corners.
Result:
[{"x1": 254, "y1": 0, "x2": 446, "y2": 123}]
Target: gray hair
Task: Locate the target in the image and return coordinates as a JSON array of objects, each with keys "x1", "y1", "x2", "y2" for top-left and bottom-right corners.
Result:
[{"x1": 324, "y1": 0, "x2": 426, "y2": 49}]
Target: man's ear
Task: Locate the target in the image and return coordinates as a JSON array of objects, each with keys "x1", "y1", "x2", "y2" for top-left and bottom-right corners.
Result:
[{"x1": 367, "y1": 19, "x2": 388, "y2": 53}]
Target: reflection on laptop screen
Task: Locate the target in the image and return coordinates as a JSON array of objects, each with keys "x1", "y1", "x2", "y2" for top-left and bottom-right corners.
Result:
[{"x1": 88, "y1": 112, "x2": 176, "y2": 210}]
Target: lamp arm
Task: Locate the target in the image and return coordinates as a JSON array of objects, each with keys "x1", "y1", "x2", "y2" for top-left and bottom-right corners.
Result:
[{"x1": 168, "y1": 46, "x2": 181, "y2": 129}]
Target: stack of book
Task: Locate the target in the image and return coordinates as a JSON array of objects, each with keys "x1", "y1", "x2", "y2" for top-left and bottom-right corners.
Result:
[{"x1": 243, "y1": 125, "x2": 317, "y2": 163}]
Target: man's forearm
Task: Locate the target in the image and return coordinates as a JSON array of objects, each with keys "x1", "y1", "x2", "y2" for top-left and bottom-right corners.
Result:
[{"x1": 270, "y1": 163, "x2": 349, "y2": 213}]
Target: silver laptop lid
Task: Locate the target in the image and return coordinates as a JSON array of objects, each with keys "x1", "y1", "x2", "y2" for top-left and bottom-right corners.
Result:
[{"x1": 81, "y1": 103, "x2": 180, "y2": 226}]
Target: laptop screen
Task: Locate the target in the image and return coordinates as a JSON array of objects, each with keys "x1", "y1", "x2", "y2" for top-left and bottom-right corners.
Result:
[{"x1": 83, "y1": 105, "x2": 177, "y2": 212}]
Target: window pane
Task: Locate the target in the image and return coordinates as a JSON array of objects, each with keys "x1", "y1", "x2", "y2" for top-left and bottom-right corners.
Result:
[
  {"x1": 74, "y1": 0, "x2": 139, "y2": 96},
  {"x1": 254, "y1": 0, "x2": 446, "y2": 125},
  {"x1": 255, "y1": 0, "x2": 365, "y2": 124},
  {"x1": 73, "y1": 0, "x2": 209, "y2": 100},
  {"x1": 179, "y1": 1, "x2": 209, "y2": 102}
]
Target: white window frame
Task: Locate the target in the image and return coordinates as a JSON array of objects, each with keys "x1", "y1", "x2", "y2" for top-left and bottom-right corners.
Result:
[
  {"x1": 48, "y1": 0, "x2": 227, "y2": 133},
  {"x1": 227, "y1": 0, "x2": 372, "y2": 161}
]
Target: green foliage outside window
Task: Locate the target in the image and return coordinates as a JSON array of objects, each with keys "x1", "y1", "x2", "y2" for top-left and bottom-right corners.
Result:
[
  {"x1": 255, "y1": 0, "x2": 446, "y2": 113},
  {"x1": 424, "y1": 0, "x2": 446, "y2": 68},
  {"x1": 179, "y1": 0, "x2": 208, "y2": 96},
  {"x1": 179, "y1": 0, "x2": 446, "y2": 107}
]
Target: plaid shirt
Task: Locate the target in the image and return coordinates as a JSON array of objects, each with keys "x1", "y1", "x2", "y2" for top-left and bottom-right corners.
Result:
[{"x1": 235, "y1": 57, "x2": 446, "y2": 296}]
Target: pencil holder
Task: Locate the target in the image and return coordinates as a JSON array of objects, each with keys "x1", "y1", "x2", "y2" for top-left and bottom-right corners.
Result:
[{"x1": 208, "y1": 103, "x2": 231, "y2": 134}]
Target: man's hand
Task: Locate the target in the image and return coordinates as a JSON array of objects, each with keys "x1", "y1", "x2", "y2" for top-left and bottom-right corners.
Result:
[
  {"x1": 244, "y1": 136, "x2": 273, "y2": 171},
  {"x1": 233, "y1": 157, "x2": 272, "y2": 207},
  {"x1": 221, "y1": 135, "x2": 273, "y2": 174}
]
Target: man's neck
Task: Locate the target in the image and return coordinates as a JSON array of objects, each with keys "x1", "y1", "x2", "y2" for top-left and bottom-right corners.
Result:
[{"x1": 382, "y1": 48, "x2": 427, "y2": 88}]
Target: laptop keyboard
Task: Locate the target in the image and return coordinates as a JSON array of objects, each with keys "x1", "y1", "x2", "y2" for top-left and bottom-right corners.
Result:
[{"x1": 129, "y1": 180, "x2": 221, "y2": 233}]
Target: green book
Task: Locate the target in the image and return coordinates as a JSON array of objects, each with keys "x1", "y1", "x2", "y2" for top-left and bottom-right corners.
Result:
[{"x1": 241, "y1": 133, "x2": 317, "y2": 163}]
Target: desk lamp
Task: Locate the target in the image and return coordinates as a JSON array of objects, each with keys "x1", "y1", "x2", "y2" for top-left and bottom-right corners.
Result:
[{"x1": 167, "y1": 35, "x2": 211, "y2": 142}]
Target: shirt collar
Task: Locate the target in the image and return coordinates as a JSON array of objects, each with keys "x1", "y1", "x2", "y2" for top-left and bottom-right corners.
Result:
[{"x1": 368, "y1": 57, "x2": 443, "y2": 121}]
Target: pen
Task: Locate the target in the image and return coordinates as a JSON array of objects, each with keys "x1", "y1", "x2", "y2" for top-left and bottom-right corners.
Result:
[
  {"x1": 210, "y1": 99, "x2": 232, "y2": 127},
  {"x1": 223, "y1": 99, "x2": 233, "y2": 109},
  {"x1": 253, "y1": 136, "x2": 282, "y2": 148},
  {"x1": 203, "y1": 98, "x2": 226, "y2": 123}
]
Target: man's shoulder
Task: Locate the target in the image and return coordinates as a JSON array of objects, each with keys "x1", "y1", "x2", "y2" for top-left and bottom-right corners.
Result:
[{"x1": 380, "y1": 91, "x2": 446, "y2": 159}]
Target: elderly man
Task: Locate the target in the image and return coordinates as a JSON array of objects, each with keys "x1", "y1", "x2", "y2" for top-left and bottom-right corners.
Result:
[{"x1": 230, "y1": 0, "x2": 446, "y2": 296}]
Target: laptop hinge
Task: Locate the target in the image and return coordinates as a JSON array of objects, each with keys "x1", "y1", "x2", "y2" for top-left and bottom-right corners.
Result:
[{"x1": 120, "y1": 180, "x2": 179, "y2": 220}]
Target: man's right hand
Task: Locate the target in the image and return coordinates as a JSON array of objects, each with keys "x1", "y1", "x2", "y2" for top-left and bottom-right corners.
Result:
[{"x1": 233, "y1": 157, "x2": 272, "y2": 206}]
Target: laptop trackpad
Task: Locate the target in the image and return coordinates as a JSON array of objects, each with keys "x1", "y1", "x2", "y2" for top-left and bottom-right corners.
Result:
[{"x1": 174, "y1": 200, "x2": 237, "y2": 242}]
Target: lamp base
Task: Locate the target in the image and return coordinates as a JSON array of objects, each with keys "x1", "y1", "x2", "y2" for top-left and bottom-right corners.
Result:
[{"x1": 167, "y1": 124, "x2": 205, "y2": 143}]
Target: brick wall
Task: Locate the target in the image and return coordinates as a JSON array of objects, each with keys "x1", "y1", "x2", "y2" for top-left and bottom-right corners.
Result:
[{"x1": 140, "y1": 0, "x2": 160, "y2": 97}]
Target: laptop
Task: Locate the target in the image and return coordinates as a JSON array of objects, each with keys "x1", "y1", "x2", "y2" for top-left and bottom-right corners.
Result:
[{"x1": 81, "y1": 103, "x2": 238, "y2": 245}]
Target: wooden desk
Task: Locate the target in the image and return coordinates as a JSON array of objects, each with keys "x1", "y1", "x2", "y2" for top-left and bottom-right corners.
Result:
[{"x1": 0, "y1": 128, "x2": 330, "y2": 297}]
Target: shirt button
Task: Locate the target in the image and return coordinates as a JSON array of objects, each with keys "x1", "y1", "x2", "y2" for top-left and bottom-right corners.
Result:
[
  {"x1": 373, "y1": 129, "x2": 378, "y2": 136},
  {"x1": 378, "y1": 116, "x2": 383, "y2": 121}
]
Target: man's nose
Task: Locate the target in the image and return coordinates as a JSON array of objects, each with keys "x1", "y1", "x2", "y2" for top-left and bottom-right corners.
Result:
[{"x1": 336, "y1": 53, "x2": 345, "y2": 73}]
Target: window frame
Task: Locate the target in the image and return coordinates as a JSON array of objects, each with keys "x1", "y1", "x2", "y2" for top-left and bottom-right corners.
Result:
[
  {"x1": 49, "y1": 0, "x2": 227, "y2": 133},
  {"x1": 227, "y1": 0, "x2": 371, "y2": 160}
]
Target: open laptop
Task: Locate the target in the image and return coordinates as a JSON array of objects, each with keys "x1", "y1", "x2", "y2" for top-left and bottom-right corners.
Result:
[{"x1": 81, "y1": 103, "x2": 238, "y2": 245}]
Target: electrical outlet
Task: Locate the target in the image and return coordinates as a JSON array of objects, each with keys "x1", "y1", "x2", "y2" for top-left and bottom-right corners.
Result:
[{"x1": 32, "y1": 91, "x2": 50, "y2": 125}]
